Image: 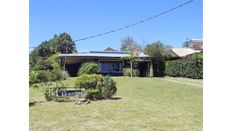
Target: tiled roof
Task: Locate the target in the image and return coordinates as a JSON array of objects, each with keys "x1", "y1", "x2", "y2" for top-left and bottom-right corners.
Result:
[{"x1": 189, "y1": 39, "x2": 203, "y2": 50}]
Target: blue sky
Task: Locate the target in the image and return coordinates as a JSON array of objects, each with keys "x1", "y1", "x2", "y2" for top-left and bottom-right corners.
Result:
[{"x1": 30, "y1": 0, "x2": 202, "y2": 52}]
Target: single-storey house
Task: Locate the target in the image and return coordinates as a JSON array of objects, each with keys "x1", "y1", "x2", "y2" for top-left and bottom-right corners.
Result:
[{"x1": 59, "y1": 48, "x2": 153, "y2": 77}]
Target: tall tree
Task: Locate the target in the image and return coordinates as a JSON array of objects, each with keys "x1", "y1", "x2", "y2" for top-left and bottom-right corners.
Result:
[
  {"x1": 120, "y1": 36, "x2": 142, "y2": 52},
  {"x1": 144, "y1": 41, "x2": 172, "y2": 77},
  {"x1": 30, "y1": 32, "x2": 77, "y2": 58}
]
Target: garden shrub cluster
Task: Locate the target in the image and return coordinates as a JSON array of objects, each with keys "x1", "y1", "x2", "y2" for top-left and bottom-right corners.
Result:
[
  {"x1": 75, "y1": 74, "x2": 117, "y2": 100},
  {"x1": 29, "y1": 54, "x2": 70, "y2": 85},
  {"x1": 75, "y1": 74, "x2": 103, "y2": 89},
  {"x1": 123, "y1": 68, "x2": 140, "y2": 77},
  {"x1": 165, "y1": 53, "x2": 203, "y2": 79},
  {"x1": 77, "y1": 62, "x2": 99, "y2": 75}
]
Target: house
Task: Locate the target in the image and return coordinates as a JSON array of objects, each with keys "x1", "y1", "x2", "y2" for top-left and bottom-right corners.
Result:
[
  {"x1": 188, "y1": 39, "x2": 203, "y2": 51},
  {"x1": 59, "y1": 39, "x2": 203, "y2": 77},
  {"x1": 171, "y1": 39, "x2": 203, "y2": 58},
  {"x1": 59, "y1": 48, "x2": 152, "y2": 77}
]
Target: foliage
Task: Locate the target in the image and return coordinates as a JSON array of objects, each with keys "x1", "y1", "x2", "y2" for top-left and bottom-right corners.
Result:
[
  {"x1": 32, "y1": 81, "x2": 66, "y2": 101},
  {"x1": 120, "y1": 36, "x2": 142, "y2": 52},
  {"x1": 100, "y1": 76, "x2": 117, "y2": 99},
  {"x1": 123, "y1": 68, "x2": 140, "y2": 77},
  {"x1": 75, "y1": 74, "x2": 117, "y2": 100},
  {"x1": 50, "y1": 70, "x2": 70, "y2": 81},
  {"x1": 121, "y1": 51, "x2": 138, "y2": 77},
  {"x1": 165, "y1": 53, "x2": 203, "y2": 79},
  {"x1": 29, "y1": 54, "x2": 70, "y2": 84},
  {"x1": 77, "y1": 62, "x2": 99, "y2": 75},
  {"x1": 75, "y1": 74, "x2": 103, "y2": 89},
  {"x1": 85, "y1": 89, "x2": 103, "y2": 100},
  {"x1": 32, "y1": 82, "x2": 55, "y2": 101},
  {"x1": 30, "y1": 32, "x2": 77, "y2": 58},
  {"x1": 182, "y1": 39, "x2": 191, "y2": 47},
  {"x1": 29, "y1": 71, "x2": 40, "y2": 85},
  {"x1": 144, "y1": 41, "x2": 172, "y2": 77},
  {"x1": 37, "y1": 70, "x2": 51, "y2": 82}
]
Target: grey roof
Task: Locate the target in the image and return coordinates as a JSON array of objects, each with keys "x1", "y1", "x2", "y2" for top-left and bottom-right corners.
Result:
[{"x1": 59, "y1": 51, "x2": 149, "y2": 58}]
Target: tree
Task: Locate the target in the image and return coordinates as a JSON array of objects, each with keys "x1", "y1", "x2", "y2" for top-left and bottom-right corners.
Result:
[
  {"x1": 182, "y1": 38, "x2": 190, "y2": 47},
  {"x1": 120, "y1": 36, "x2": 142, "y2": 52},
  {"x1": 121, "y1": 51, "x2": 138, "y2": 77},
  {"x1": 30, "y1": 32, "x2": 77, "y2": 58},
  {"x1": 144, "y1": 41, "x2": 172, "y2": 77}
]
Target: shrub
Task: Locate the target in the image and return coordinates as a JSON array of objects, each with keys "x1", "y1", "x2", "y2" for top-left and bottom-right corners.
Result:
[
  {"x1": 123, "y1": 68, "x2": 140, "y2": 77},
  {"x1": 165, "y1": 53, "x2": 203, "y2": 79},
  {"x1": 44, "y1": 87, "x2": 54, "y2": 101},
  {"x1": 100, "y1": 76, "x2": 117, "y2": 99},
  {"x1": 75, "y1": 74, "x2": 103, "y2": 89},
  {"x1": 85, "y1": 89, "x2": 103, "y2": 100},
  {"x1": 50, "y1": 70, "x2": 70, "y2": 81},
  {"x1": 78, "y1": 62, "x2": 99, "y2": 75},
  {"x1": 37, "y1": 70, "x2": 51, "y2": 82},
  {"x1": 29, "y1": 71, "x2": 40, "y2": 85}
]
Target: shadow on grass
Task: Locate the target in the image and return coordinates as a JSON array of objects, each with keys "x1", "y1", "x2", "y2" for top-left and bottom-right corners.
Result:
[
  {"x1": 109, "y1": 97, "x2": 122, "y2": 100},
  {"x1": 29, "y1": 101, "x2": 47, "y2": 107}
]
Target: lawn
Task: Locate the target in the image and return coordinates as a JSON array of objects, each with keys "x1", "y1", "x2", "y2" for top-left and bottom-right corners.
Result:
[{"x1": 29, "y1": 77, "x2": 202, "y2": 131}]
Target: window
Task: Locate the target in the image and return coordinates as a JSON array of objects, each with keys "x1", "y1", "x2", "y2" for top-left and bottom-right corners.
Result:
[{"x1": 100, "y1": 61, "x2": 122, "y2": 72}]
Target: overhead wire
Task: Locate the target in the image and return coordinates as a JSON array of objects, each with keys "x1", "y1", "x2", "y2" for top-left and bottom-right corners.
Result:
[{"x1": 73, "y1": 0, "x2": 194, "y2": 42}]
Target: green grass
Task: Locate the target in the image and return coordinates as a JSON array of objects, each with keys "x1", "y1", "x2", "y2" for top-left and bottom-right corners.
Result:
[{"x1": 29, "y1": 77, "x2": 202, "y2": 131}]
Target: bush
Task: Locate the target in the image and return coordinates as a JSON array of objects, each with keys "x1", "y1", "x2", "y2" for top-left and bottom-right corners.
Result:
[
  {"x1": 100, "y1": 76, "x2": 117, "y2": 99},
  {"x1": 44, "y1": 87, "x2": 55, "y2": 101},
  {"x1": 50, "y1": 70, "x2": 70, "y2": 81},
  {"x1": 29, "y1": 71, "x2": 40, "y2": 85},
  {"x1": 123, "y1": 68, "x2": 140, "y2": 77},
  {"x1": 37, "y1": 70, "x2": 51, "y2": 82},
  {"x1": 75, "y1": 74, "x2": 117, "y2": 100},
  {"x1": 85, "y1": 89, "x2": 103, "y2": 100},
  {"x1": 78, "y1": 62, "x2": 99, "y2": 75},
  {"x1": 165, "y1": 53, "x2": 203, "y2": 79},
  {"x1": 75, "y1": 74, "x2": 103, "y2": 89}
]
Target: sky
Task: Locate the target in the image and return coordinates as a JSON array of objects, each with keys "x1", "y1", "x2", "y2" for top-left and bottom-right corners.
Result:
[{"x1": 30, "y1": 0, "x2": 202, "y2": 52}]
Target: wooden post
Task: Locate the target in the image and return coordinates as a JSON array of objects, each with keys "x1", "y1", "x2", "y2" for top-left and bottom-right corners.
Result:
[{"x1": 149, "y1": 58, "x2": 153, "y2": 77}]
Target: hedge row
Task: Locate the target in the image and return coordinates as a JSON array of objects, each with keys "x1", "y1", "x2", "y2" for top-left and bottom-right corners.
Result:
[{"x1": 165, "y1": 57, "x2": 203, "y2": 79}]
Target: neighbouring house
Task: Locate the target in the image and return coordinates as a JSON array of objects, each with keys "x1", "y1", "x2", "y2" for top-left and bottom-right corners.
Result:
[
  {"x1": 59, "y1": 48, "x2": 152, "y2": 77},
  {"x1": 188, "y1": 39, "x2": 203, "y2": 51},
  {"x1": 171, "y1": 39, "x2": 203, "y2": 59}
]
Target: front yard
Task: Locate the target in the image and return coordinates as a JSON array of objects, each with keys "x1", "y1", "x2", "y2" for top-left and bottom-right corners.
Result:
[{"x1": 29, "y1": 77, "x2": 202, "y2": 130}]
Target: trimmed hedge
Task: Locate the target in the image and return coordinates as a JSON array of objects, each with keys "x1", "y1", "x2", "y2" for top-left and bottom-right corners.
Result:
[{"x1": 165, "y1": 53, "x2": 203, "y2": 79}]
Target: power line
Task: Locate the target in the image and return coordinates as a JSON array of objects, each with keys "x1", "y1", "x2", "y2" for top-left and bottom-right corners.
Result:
[
  {"x1": 29, "y1": 0, "x2": 194, "y2": 48},
  {"x1": 73, "y1": 0, "x2": 194, "y2": 42}
]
